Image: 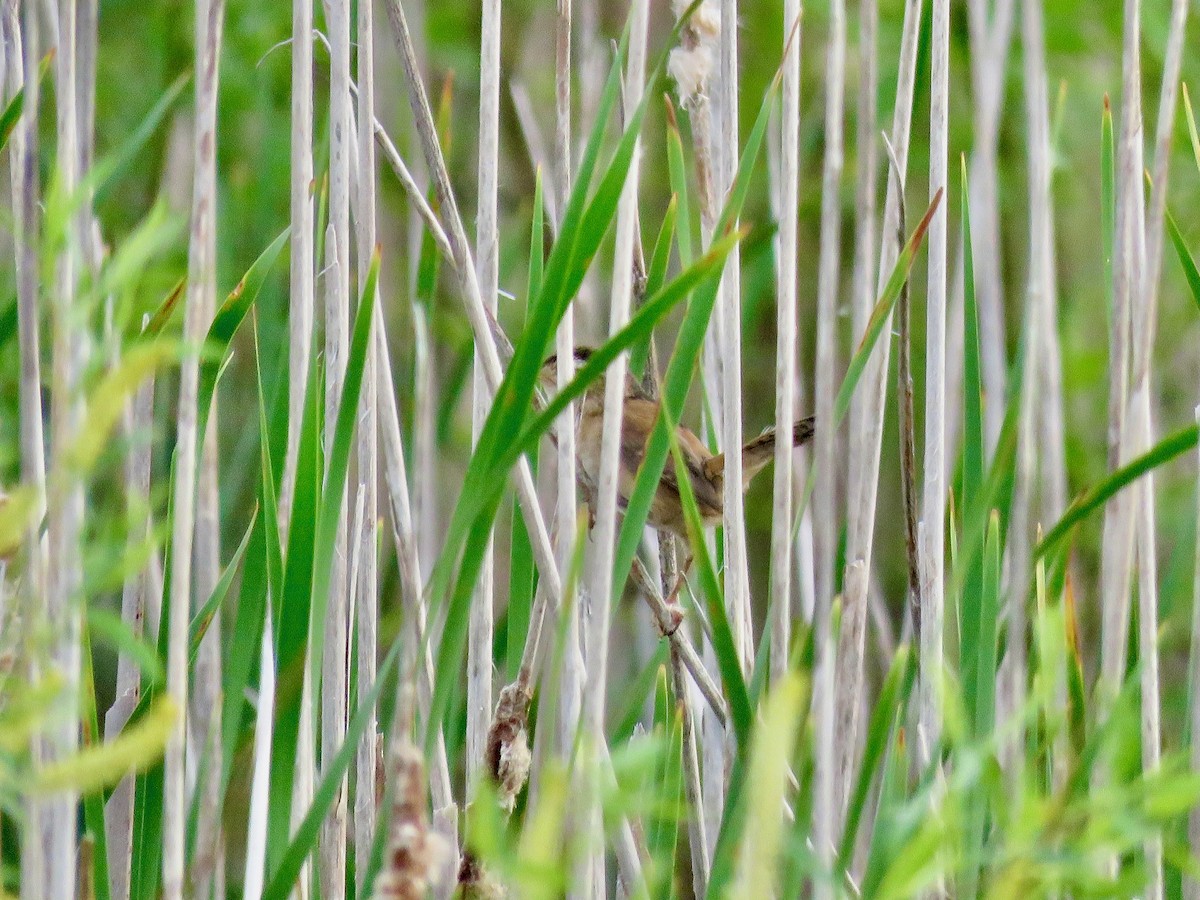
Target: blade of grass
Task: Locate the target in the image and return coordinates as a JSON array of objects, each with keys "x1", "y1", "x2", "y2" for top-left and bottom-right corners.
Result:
[
  {"x1": 838, "y1": 645, "x2": 917, "y2": 865},
  {"x1": 1036, "y1": 423, "x2": 1200, "y2": 561},
  {"x1": 1165, "y1": 206, "x2": 1200, "y2": 314}
]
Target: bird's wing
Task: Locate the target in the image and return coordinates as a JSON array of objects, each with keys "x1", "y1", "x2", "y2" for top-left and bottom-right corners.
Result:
[{"x1": 663, "y1": 421, "x2": 724, "y2": 516}]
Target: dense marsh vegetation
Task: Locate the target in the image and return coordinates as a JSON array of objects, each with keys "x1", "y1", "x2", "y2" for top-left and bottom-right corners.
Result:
[{"x1": 3, "y1": 0, "x2": 1200, "y2": 897}]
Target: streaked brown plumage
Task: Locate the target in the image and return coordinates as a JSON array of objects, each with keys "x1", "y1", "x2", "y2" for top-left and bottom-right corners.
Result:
[{"x1": 540, "y1": 347, "x2": 815, "y2": 538}]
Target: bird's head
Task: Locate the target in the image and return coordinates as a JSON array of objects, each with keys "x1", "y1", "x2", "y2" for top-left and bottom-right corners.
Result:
[{"x1": 539, "y1": 345, "x2": 599, "y2": 394}]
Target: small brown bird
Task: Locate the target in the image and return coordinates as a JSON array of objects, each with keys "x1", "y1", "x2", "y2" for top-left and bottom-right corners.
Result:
[{"x1": 540, "y1": 347, "x2": 815, "y2": 538}]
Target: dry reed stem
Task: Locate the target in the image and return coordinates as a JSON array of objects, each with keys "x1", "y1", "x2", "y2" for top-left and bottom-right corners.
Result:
[
  {"x1": 1188, "y1": 403, "x2": 1200, "y2": 900},
  {"x1": 846, "y1": 0, "x2": 923, "y2": 563},
  {"x1": 104, "y1": 356, "x2": 155, "y2": 900},
  {"x1": 163, "y1": 1, "x2": 225, "y2": 896},
  {"x1": 318, "y1": 1, "x2": 353, "y2": 892},
  {"x1": 282, "y1": 0, "x2": 314, "y2": 889},
  {"x1": 355, "y1": 0, "x2": 381, "y2": 878},
  {"x1": 1099, "y1": 2, "x2": 1144, "y2": 719},
  {"x1": 770, "y1": 0, "x2": 801, "y2": 686},
  {"x1": 842, "y1": 5, "x2": 922, "y2": 798},
  {"x1": 243, "y1": 606, "x2": 277, "y2": 900},
  {"x1": 585, "y1": 0, "x2": 649, "y2": 884},
  {"x1": 6, "y1": 3, "x2": 48, "y2": 892},
  {"x1": 1128, "y1": 1, "x2": 1187, "y2": 895},
  {"x1": 467, "y1": 0, "x2": 502, "y2": 797},
  {"x1": 373, "y1": 305, "x2": 455, "y2": 818},
  {"x1": 189, "y1": 0, "x2": 227, "y2": 887},
  {"x1": 811, "y1": 0, "x2": 846, "y2": 877},
  {"x1": 715, "y1": 0, "x2": 751, "y2": 672},
  {"x1": 667, "y1": 0, "x2": 726, "y2": 862},
  {"x1": 965, "y1": 0, "x2": 1016, "y2": 452},
  {"x1": 552, "y1": 0, "x2": 587, "y2": 839},
  {"x1": 835, "y1": 0, "x2": 922, "y2": 853},
  {"x1": 369, "y1": 115, "x2": 451, "y2": 260},
  {"x1": 281, "y1": 0, "x2": 315, "y2": 544},
  {"x1": 844, "y1": 6, "x2": 878, "y2": 712},
  {"x1": 918, "y1": 0, "x2": 950, "y2": 773},
  {"x1": 48, "y1": 0, "x2": 86, "y2": 891}
]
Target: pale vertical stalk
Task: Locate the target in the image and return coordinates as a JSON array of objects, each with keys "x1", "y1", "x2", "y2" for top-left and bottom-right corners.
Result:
[
  {"x1": 839, "y1": 0, "x2": 921, "y2": 856},
  {"x1": 317, "y1": 0, "x2": 352, "y2": 894},
  {"x1": 47, "y1": 0, "x2": 84, "y2": 893},
  {"x1": 813, "y1": 0, "x2": 845, "y2": 644},
  {"x1": 1188, "y1": 404, "x2": 1200, "y2": 900},
  {"x1": 1004, "y1": 307, "x2": 1037, "y2": 778},
  {"x1": 1099, "y1": 0, "x2": 1146, "y2": 744},
  {"x1": 585, "y1": 0, "x2": 648, "y2": 883},
  {"x1": 412, "y1": 310, "x2": 438, "y2": 581},
  {"x1": 1008, "y1": 0, "x2": 1066, "y2": 790},
  {"x1": 947, "y1": 0, "x2": 1016, "y2": 485},
  {"x1": 354, "y1": 0, "x2": 380, "y2": 880},
  {"x1": 843, "y1": 0, "x2": 922, "y2": 734},
  {"x1": 846, "y1": 0, "x2": 921, "y2": 513},
  {"x1": 919, "y1": 0, "x2": 950, "y2": 770},
  {"x1": 280, "y1": 0, "x2": 314, "y2": 541},
  {"x1": 7, "y1": 1, "x2": 48, "y2": 895},
  {"x1": 810, "y1": 0, "x2": 845, "y2": 881},
  {"x1": 770, "y1": 0, "x2": 802, "y2": 685},
  {"x1": 1128, "y1": 1, "x2": 1187, "y2": 895},
  {"x1": 668, "y1": 0, "x2": 725, "y2": 860},
  {"x1": 105, "y1": 366, "x2": 155, "y2": 900},
  {"x1": 374, "y1": 310, "x2": 454, "y2": 819},
  {"x1": 965, "y1": 0, "x2": 1016, "y2": 453},
  {"x1": 554, "y1": 0, "x2": 585, "y2": 768},
  {"x1": 243, "y1": 606, "x2": 277, "y2": 900},
  {"x1": 714, "y1": 0, "x2": 750, "y2": 669},
  {"x1": 190, "y1": 0, "x2": 227, "y2": 889},
  {"x1": 834, "y1": 0, "x2": 879, "y2": 823},
  {"x1": 848, "y1": 0, "x2": 878, "y2": 401},
  {"x1": 467, "y1": 0, "x2": 501, "y2": 794},
  {"x1": 164, "y1": 0, "x2": 224, "y2": 895}
]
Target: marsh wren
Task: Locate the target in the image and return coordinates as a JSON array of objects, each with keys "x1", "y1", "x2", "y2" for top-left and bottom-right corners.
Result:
[{"x1": 540, "y1": 347, "x2": 815, "y2": 538}]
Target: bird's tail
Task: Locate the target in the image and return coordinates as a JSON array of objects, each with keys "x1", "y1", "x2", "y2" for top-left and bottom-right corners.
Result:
[{"x1": 702, "y1": 416, "x2": 816, "y2": 487}]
